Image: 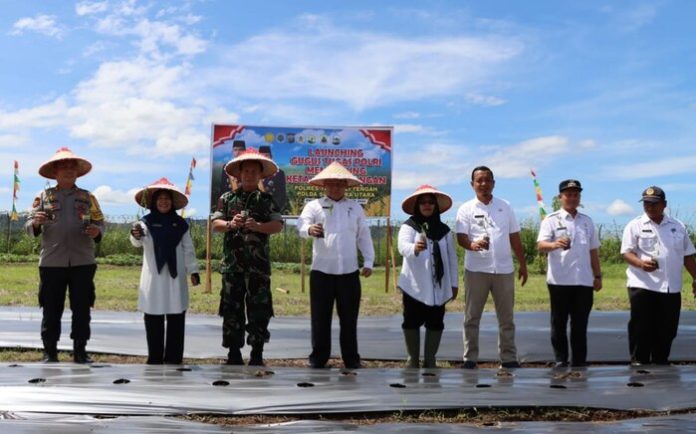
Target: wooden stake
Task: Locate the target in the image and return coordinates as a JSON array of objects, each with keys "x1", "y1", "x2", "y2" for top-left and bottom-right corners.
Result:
[
  {"x1": 204, "y1": 215, "x2": 212, "y2": 293},
  {"x1": 300, "y1": 237, "x2": 306, "y2": 293},
  {"x1": 385, "y1": 218, "x2": 391, "y2": 292},
  {"x1": 390, "y1": 220, "x2": 398, "y2": 293}
]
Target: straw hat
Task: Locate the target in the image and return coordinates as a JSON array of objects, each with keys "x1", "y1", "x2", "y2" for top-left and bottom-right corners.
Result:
[
  {"x1": 401, "y1": 184, "x2": 453, "y2": 215},
  {"x1": 134, "y1": 177, "x2": 188, "y2": 210},
  {"x1": 308, "y1": 161, "x2": 362, "y2": 188},
  {"x1": 224, "y1": 148, "x2": 278, "y2": 179},
  {"x1": 38, "y1": 147, "x2": 93, "y2": 179}
]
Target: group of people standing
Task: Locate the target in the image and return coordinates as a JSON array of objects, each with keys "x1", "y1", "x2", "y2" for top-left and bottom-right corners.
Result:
[
  {"x1": 26, "y1": 148, "x2": 696, "y2": 369},
  {"x1": 400, "y1": 166, "x2": 696, "y2": 369}
]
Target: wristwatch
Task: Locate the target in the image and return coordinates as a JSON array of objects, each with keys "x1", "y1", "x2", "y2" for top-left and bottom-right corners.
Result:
[{"x1": 594, "y1": 274, "x2": 602, "y2": 279}]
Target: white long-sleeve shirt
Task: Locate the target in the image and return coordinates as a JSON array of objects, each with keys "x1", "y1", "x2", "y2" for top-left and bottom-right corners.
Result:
[
  {"x1": 130, "y1": 225, "x2": 199, "y2": 314},
  {"x1": 398, "y1": 224, "x2": 459, "y2": 306},
  {"x1": 297, "y1": 196, "x2": 375, "y2": 275}
]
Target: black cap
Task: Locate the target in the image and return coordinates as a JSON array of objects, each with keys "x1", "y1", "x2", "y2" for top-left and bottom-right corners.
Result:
[
  {"x1": 232, "y1": 140, "x2": 246, "y2": 150},
  {"x1": 259, "y1": 145, "x2": 272, "y2": 156},
  {"x1": 640, "y1": 186, "x2": 666, "y2": 203},
  {"x1": 559, "y1": 179, "x2": 582, "y2": 192}
]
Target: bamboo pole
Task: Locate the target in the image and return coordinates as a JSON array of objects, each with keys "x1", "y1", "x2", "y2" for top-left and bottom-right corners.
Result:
[
  {"x1": 6, "y1": 213, "x2": 11, "y2": 254},
  {"x1": 300, "y1": 237, "x2": 306, "y2": 293},
  {"x1": 390, "y1": 221, "x2": 398, "y2": 293},
  {"x1": 385, "y1": 218, "x2": 391, "y2": 292},
  {"x1": 204, "y1": 215, "x2": 212, "y2": 293}
]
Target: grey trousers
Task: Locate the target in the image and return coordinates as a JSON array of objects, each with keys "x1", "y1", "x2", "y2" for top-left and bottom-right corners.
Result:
[{"x1": 463, "y1": 270, "x2": 517, "y2": 363}]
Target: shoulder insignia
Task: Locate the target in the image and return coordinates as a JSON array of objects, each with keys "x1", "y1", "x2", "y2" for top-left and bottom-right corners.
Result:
[{"x1": 89, "y1": 194, "x2": 105, "y2": 221}]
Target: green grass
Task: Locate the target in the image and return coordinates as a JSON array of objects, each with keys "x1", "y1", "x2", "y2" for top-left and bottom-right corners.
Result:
[{"x1": 2, "y1": 262, "x2": 696, "y2": 315}]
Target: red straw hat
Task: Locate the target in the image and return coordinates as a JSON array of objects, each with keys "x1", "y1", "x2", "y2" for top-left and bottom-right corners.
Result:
[
  {"x1": 224, "y1": 148, "x2": 278, "y2": 179},
  {"x1": 38, "y1": 147, "x2": 92, "y2": 179},
  {"x1": 401, "y1": 184, "x2": 453, "y2": 215},
  {"x1": 308, "y1": 161, "x2": 362, "y2": 188},
  {"x1": 134, "y1": 177, "x2": 188, "y2": 210}
]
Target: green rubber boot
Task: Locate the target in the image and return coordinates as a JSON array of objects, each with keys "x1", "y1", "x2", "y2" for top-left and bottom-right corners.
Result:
[
  {"x1": 423, "y1": 329, "x2": 443, "y2": 369},
  {"x1": 403, "y1": 328, "x2": 420, "y2": 368}
]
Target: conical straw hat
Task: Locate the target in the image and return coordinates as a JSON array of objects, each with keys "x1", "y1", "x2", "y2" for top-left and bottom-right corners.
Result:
[
  {"x1": 134, "y1": 177, "x2": 188, "y2": 210},
  {"x1": 401, "y1": 184, "x2": 453, "y2": 215},
  {"x1": 38, "y1": 147, "x2": 92, "y2": 179},
  {"x1": 308, "y1": 161, "x2": 362, "y2": 188},
  {"x1": 224, "y1": 148, "x2": 278, "y2": 179}
]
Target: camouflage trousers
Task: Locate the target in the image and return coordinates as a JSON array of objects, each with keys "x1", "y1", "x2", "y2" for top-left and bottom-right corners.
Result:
[{"x1": 219, "y1": 272, "x2": 273, "y2": 349}]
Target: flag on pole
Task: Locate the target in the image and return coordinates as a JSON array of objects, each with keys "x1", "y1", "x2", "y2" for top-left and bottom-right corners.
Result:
[
  {"x1": 530, "y1": 169, "x2": 547, "y2": 220},
  {"x1": 181, "y1": 157, "x2": 196, "y2": 217},
  {"x1": 10, "y1": 161, "x2": 20, "y2": 221}
]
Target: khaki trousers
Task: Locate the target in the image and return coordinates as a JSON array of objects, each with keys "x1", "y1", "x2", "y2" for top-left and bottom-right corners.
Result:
[{"x1": 463, "y1": 270, "x2": 517, "y2": 363}]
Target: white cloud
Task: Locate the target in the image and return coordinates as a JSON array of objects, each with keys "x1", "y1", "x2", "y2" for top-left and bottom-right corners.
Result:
[
  {"x1": 606, "y1": 155, "x2": 696, "y2": 180},
  {"x1": 0, "y1": 134, "x2": 28, "y2": 148},
  {"x1": 76, "y1": 1, "x2": 109, "y2": 16},
  {"x1": 579, "y1": 139, "x2": 597, "y2": 149},
  {"x1": 607, "y1": 199, "x2": 635, "y2": 216},
  {"x1": 393, "y1": 124, "x2": 427, "y2": 134},
  {"x1": 0, "y1": 98, "x2": 69, "y2": 129},
  {"x1": 208, "y1": 16, "x2": 523, "y2": 110},
  {"x1": 485, "y1": 136, "x2": 570, "y2": 178},
  {"x1": 92, "y1": 185, "x2": 140, "y2": 205},
  {"x1": 394, "y1": 111, "x2": 420, "y2": 119},
  {"x1": 614, "y1": 4, "x2": 659, "y2": 32},
  {"x1": 10, "y1": 15, "x2": 63, "y2": 38},
  {"x1": 393, "y1": 135, "x2": 576, "y2": 190},
  {"x1": 465, "y1": 92, "x2": 506, "y2": 106},
  {"x1": 83, "y1": 41, "x2": 107, "y2": 57}
]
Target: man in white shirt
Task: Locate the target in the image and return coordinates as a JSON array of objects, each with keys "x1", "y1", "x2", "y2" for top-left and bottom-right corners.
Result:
[
  {"x1": 456, "y1": 166, "x2": 528, "y2": 369},
  {"x1": 621, "y1": 186, "x2": 696, "y2": 365},
  {"x1": 537, "y1": 179, "x2": 602, "y2": 368},
  {"x1": 297, "y1": 162, "x2": 375, "y2": 369}
]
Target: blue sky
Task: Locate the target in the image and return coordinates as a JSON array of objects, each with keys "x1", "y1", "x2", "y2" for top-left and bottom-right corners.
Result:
[{"x1": 1, "y1": 0, "x2": 695, "y2": 227}]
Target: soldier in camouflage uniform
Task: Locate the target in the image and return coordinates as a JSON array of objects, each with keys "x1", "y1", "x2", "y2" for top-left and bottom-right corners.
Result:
[
  {"x1": 26, "y1": 148, "x2": 105, "y2": 364},
  {"x1": 212, "y1": 149, "x2": 283, "y2": 366}
]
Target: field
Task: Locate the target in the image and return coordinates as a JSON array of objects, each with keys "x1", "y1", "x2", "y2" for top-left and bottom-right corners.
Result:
[{"x1": 3, "y1": 262, "x2": 696, "y2": 316}]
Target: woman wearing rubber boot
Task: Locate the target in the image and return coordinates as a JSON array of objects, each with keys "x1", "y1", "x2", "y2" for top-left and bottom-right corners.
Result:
[{"x1": 397, "y1": 185, "x2": 459, "y2": 368}]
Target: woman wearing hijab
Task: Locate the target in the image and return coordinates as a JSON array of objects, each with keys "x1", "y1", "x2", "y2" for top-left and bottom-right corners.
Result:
[
  {"x1": 130, "y1": 178, "x2": 200, "y2": 364},
  {"x1": 398, "y1": 185, "x2": 459, "y2": 368}
]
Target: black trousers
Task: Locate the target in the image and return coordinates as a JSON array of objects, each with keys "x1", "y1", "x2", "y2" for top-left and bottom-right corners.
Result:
[
  {"x1": 402, "y1": 291, "x2": 445, "y2": 331},
  {"x1": 628, "y1": 287, "x2": 681, "y2": 364},
  {"x1": 309, "y1": 270, "x2": 361, "y2": 367},
  {"x1": 39, "y1": 265, "x2": 97, "y2": 343},
  {"x1": 144, "y1": 311, "x2": 186, "y2": 364},
  {"x1": 548, "y1": 284, "x2": 593, "y2": 365}
]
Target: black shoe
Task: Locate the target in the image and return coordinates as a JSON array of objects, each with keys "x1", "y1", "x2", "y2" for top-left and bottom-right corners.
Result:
[
  {"x1": 42, "y1": 340, "x2": 59, "y2": 363},
  {"x1": 500, "y1": 361, "x2": 521, "y2": 369},
  {"x1": 462, "y1": 361, "x2": 477, "y2": 369},
  {"x1": 309, "y1": 362, "x2": 326, "y2": 369},
  {"x1": 248, "y1": 346, "x2": 264, "y2": 366},
  {"x1": 344, "y1": 361, "x2": 363, "y2": 369},
  {"x1": 42, "y1": 351, "x2": 59, "y2": 363},
  {"x1": 226, "y1": 348, "x2": 244, "y2": 365},
  {"x1": 553, "y1": 361, "x2": 569, "y2": 368},
  {"x1": 73, "y1": 341, "x2": 93, "y2": 364}
]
